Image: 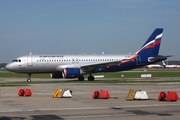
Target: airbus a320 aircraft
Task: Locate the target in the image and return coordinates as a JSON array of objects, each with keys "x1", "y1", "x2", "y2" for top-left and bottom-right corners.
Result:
[{"x1": 5, "y1": 28, "x2": 170, "y2": 82}]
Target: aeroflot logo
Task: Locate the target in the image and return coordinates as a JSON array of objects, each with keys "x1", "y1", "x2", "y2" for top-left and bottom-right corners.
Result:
[{"x1": 136, "y1": 33, "x2": 162, "y2": 54}]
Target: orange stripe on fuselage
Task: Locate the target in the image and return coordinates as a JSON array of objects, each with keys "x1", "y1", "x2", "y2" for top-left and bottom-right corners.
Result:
[{"x1": 107, "y1": 55, "x2": 137, "y2": 67}]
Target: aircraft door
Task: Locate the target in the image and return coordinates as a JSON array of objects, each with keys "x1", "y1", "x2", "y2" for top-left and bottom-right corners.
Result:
[
  {"x1": 76, "y1": 58, "x2": 79, "y2": 64},
  {"x1": 136, "y1": 55, "x2": 141, "y2": 65},
  {"x1": 72, "y1": 58, "x2": 75, "y2": 64},
  {"x1": 72, "y1": 58, "x2": 79, "y2": 64},
  {"x1": 27, "y1": 56, "x2": 33, "y2": 66}
]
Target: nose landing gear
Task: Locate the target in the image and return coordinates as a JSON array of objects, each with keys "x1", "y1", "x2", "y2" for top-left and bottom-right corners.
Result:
[{"x1": 27, "y1": 74, "x2": 31, "y2": 82}]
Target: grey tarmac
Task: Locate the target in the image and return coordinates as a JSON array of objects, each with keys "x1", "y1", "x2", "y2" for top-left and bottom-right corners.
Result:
[{"x1": 0, "y1": 78, "x2": 180, "y2": 120}]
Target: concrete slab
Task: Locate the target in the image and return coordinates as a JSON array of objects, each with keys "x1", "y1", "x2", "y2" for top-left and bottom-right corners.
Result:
[{"x1": 0, "y1": 79, "x2": 180, "y2": 120}]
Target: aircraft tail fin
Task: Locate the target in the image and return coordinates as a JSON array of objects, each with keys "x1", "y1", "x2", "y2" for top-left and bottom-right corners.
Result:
[{"x1": 136, "y1": 28, "x2": 163, "y2": 55}]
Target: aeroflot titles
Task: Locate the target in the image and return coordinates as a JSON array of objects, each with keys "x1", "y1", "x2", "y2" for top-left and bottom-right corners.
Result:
[
  {"x1": 39, "y1": 55, "x2": 64, "y2": 58},
  {"x1": 37, "y1": 55, "x2": 132, "y2": 62}
]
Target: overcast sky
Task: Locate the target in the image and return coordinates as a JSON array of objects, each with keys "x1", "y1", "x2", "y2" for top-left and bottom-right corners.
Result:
[{"x1": 0, "y1": 0, "x2": 180, "y2": 63}]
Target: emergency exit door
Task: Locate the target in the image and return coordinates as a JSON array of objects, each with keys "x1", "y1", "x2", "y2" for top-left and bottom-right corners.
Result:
[{"x1": 27, "y1": 56, "x2": 33, "y2": 66}]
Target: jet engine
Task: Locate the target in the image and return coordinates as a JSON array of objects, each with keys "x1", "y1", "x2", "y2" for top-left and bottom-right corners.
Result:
[
  {"x1": 50, "y1": 73, "x2": 63, "y2": 79},
  {"x1": 62, "y1": 68, "x2": 82, "y2": 78}
]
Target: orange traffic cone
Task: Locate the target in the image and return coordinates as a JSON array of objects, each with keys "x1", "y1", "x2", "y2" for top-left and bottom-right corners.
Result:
[
  {"x1": 92, "y1": 90, "x2": 99, "y2": 99},
  {"x1": 166, "y1": 91, "x2": 179, "y2": 101},
  {"x1": 158, "y1": 91, "x2": 166, "y2": 101},
  {"x1": 18, "y1": 89, "x2": 25, "y2": 96},
  {"x1": 99, "y1": 90, "x2": 110, "y2": 99},
  {"x1": 24, "y1": 89, "x2": 32, "y2": 96}
]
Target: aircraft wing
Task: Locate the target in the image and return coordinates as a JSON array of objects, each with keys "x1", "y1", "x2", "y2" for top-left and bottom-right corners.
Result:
[
  {"x1": 80, "y1": 58, "x2": 131, "y2": 72},
  {"x1": 56, "y1": 58, "x2": 131, "y2": 71}
]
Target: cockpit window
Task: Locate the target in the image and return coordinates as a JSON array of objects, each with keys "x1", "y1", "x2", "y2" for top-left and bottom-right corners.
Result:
[
  {"x1": 12, "y1": 59, "x2": 18, "y2": 62},
  {"x1": 12, "y1": 59, "x2": 21, "y2": 62}
]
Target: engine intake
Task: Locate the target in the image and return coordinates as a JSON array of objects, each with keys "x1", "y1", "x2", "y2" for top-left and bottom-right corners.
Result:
[{"x1": 50, "y1": 73, "x2": 63, "y2": 79}]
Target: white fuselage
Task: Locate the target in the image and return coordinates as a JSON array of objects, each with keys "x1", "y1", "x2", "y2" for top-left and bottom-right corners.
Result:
[{"x1": 6, "y1": 54, "x2": 134, "y2": 73}]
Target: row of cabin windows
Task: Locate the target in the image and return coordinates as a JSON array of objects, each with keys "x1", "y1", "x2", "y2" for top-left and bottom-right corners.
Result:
[{"x1": 37, "y1": 59, "x2": 120, "y2": 62}]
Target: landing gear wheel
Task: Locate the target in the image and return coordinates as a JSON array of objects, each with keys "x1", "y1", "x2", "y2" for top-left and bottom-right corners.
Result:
[
  {"x1": 27, "y1": 78, "x2": 31, "y2": 82},
  {"x1": 88, "y1": 75, "x2": 95, "y2": 81},
  {"x1": 78, "y1": 76, "x2": 84, "y2": 81}
]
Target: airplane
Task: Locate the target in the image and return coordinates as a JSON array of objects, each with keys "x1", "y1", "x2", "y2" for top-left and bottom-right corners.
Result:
[
  {"x1": 146, "y1": 64, "x2": 163, "y2": 69},
  {"x1": 162, "y1": 61, "x2": 180, "y2": 68},
  {"x1": 5, "y1": 28, "x2": 171, "y2": 82}
]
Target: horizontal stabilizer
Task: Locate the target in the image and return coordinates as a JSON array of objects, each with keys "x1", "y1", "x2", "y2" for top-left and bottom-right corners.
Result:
[{"x1": 148, "y1": 55, "x2": 173, "y2": 62}]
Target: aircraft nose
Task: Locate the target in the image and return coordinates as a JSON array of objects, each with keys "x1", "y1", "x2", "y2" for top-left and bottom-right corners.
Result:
[{"x1": 5, "y1": 64, "x2": 14, "y2": 71}]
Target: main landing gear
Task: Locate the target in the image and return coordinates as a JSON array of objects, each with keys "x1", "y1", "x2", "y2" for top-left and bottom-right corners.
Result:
[
  {"x1": 78, "y1": 75, "x2": 85, "y2": 81},
  {"x1": 27, "y1": 74, "x2": 31, "y2": 82},
  {"x1": 87, "y1": 73, "x2": 95, "y2": 81},
  {"x1": 77, "y1": 75, "x2": 95, "y2": 81},
  {"x1": 88, "y1": 75, "x2": 94, "y2": 81}
]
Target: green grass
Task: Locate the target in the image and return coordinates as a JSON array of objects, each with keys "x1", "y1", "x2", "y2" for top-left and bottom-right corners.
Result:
[
  {"x1": 86, "y1": 70, "x2": 180, "y2": 78},
  {"x1": 1, "y1": 79, "x2": 180, "y2": 87},
  {"x1": 0, "y1": 83, "x2": 28, "y2": 87},
  {"x1": 0, "y1": 72, "x2": 50, "y2": 78},
  {"x1": 1, "y1": 70, "x2": 180, "y2": 79},
  {"x1": 0, "y1": 69, "x2": 180, "y2": 87}
]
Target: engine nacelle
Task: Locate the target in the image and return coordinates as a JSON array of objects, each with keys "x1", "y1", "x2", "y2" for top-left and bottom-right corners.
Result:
[
  {"x1": 62, "y1": 68, "x2": 82, "y2": 78},
  {"x1": 50, "y1": 73, "x2": 63, "y2": 79}
]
